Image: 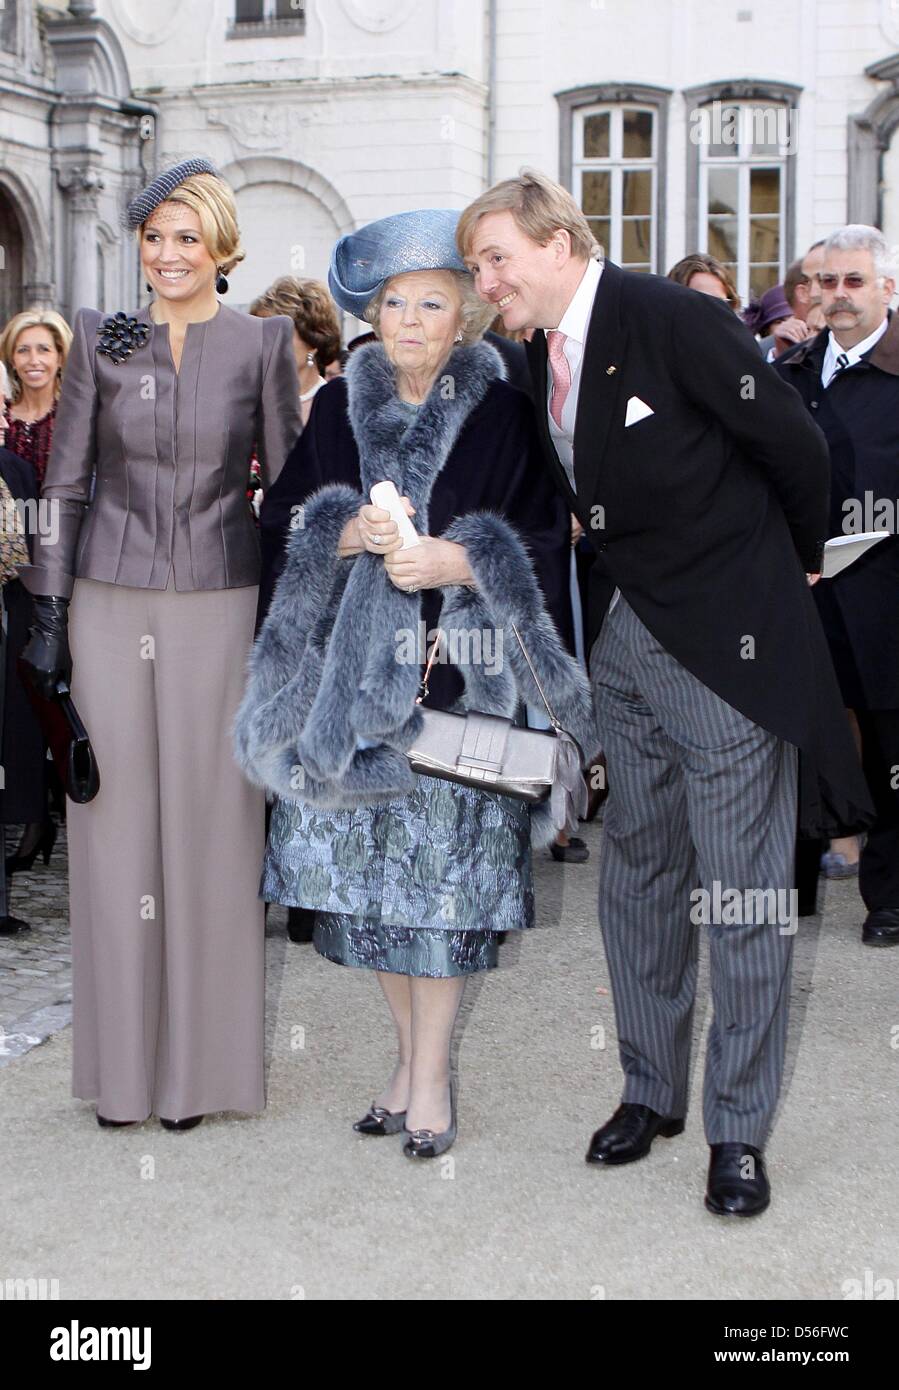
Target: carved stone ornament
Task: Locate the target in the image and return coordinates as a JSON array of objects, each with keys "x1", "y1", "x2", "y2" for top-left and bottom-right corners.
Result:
[{"x1": 338, "y1": 0, "x2": 418, "y2": 34}]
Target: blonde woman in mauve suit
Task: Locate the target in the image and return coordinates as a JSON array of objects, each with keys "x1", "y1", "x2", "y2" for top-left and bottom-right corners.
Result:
[{"x1": 20, "y1": 160, "x2": 301, "y2": 1131}]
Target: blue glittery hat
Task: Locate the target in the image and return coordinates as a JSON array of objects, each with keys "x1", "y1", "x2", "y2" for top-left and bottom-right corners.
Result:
[
  {"x1": 328, "y1": 209, "x2": 467, "y2": 316},
  {"x1": 124, "y1": 158, "x2": 222, "y2": 231}
]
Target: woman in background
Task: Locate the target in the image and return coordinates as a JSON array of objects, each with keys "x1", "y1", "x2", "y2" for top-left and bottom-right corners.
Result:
[
  {"x1": 250, "y1": 277, "x2": 341, "y2": 426},
  {"x1": 0, "y1": 309, "x2": 73, "y2": 873},
  {"x1": 0, "y1": 309, "x2": 72, "y2": 489}
]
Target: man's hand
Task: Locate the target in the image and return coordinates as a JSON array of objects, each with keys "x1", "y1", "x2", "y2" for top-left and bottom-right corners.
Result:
[{"x1": 772, "y1": 316, "x2": 813, "y2": 357}]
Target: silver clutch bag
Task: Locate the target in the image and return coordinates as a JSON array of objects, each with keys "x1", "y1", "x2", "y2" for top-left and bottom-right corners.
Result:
[{"x1": 406, "y1": 623, "x2": 578, "y2": 805}]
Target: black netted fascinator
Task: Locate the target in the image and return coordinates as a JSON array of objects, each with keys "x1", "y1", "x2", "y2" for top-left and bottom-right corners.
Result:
[{"x1": 123, "y1": 158, "x2": 221, "y2": 231}]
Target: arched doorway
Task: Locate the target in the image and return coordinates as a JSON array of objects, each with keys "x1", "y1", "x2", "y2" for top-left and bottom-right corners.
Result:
[{"x1": 0, "y1": 189, "x2": 25, "y2": 329}]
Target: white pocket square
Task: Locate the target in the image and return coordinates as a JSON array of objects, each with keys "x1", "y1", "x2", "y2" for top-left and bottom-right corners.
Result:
[{"x1": 625, "y1": 395, "x2": 655, "y2": 427}]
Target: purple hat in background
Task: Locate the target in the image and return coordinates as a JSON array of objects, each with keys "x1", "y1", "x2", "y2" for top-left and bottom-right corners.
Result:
[{"x1": 741, "y1": 285, "x2": 792, "y2": 335}]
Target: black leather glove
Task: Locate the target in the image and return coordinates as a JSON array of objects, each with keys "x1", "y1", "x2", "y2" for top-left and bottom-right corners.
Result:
[{"x1": 21, "y1": 595, "x2": 72, "y2": 699}]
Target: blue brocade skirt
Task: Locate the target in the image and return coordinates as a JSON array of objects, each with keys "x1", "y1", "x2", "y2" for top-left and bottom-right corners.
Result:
[{"x1": 261, "y1": 774, "x2": 534, "y2": 977}]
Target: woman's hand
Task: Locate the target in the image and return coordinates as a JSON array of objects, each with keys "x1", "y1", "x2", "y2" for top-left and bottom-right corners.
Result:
[
  {"x1": 337, "y1": 496, "x2": 416, "y2": 556},
  {"x1": 384, "y1": 537, "x2": 474, "y2": 592}
]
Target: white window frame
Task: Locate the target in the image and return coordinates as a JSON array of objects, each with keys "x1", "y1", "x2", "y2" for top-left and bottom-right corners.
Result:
[
  {"x1": 697, "y1": 102, "x2": 787, "y2": 306},
  {"x1": 571, "y1": 104, "x2": 657, "y2": 272}
]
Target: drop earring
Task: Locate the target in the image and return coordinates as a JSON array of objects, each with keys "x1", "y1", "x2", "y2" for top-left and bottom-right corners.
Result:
[
  {"x1": 454, "y1": 330, "x2": 463, "y2": 343},
  {"x1": 145, "y1": 282, "x2": 153, "y2": 293},
  {"x1": 305, "y1": 351, "x2": 316, "y2": 367},
  {"x1": 215, "y1": 266, "x2": 229, "y2": 295}
]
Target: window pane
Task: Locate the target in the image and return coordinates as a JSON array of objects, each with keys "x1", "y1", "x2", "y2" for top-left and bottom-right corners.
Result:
[
  {"x1": 581, "y1": 170, "x2": 611, "y2": 217},
  {"x1": 750, "y1": 167, "x2": 780, "y2": 214},
  {"x1": 235, "y1": 0, "x2": 264, "y2": 19},
  {"x1": 583, "y1": 113, "x2": 610, "y2": 158},
  {"x1": 623, "y1": 169, "x2": 652, "y2": 216},
  {"x1": 747, "y1": 105, "x2": 782, "y2": 155},
  {"x1": 705, "y1": 104, "x2": 739, "y2": 157},
  {"x1": 708, "y1": 167, "x2": 738, "y2": 217},
  {"x1": 750, "y1": 217, "x2": 779, "y2": 264},
  {"x1": 708, "y1": 218, "x2": 738, "y2": 262},
  {"x1": 622, "y1": 110, "x2": 653, "y2": 159},
  {"x1": 276, "y1": 0, "x2": 300, "y2": 14},
  {"x1": 587, "y1": 218, "x2": 611, "y2": 253},
  {"x1": 749, "y1": 264, "x2": 779, "y2": 298},
  {"x1": 622, "y1": 219, "x2": 652, "y2": 263}
]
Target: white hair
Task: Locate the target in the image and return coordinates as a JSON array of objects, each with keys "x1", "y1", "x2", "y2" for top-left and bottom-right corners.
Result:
[{"x1": 823, "y1": 224, "x2": 897, "y2": 281}]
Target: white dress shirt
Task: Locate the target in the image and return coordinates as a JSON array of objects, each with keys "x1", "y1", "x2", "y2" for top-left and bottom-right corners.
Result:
[
  {"x1": 820, "y1": 317, "x2": 888, "y2": 387},
  {"x1": 542, "y1": 256, "x2": 618, "y2": 616},
  {"x1": 546, "y1": 256, "x2": 603, "y2": 493}
]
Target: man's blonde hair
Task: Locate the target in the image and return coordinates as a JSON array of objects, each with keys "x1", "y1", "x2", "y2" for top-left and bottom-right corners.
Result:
[
  {"x1": 457, "y1": 169, "x2": 602, "y2": 263},
  {"x1": 136, "y1": 172, "x2": 246, "y2": 276},
  {"x1": 0, "y1": 308, "x2": 73, "y2": 401}
]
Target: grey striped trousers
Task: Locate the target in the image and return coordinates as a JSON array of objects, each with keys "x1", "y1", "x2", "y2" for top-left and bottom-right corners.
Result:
[{"x1": 590, "y1": 596, "x2": 798, "y2": 1147}]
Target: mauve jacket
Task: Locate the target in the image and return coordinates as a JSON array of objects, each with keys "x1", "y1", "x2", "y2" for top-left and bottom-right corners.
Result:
[{"x1": 20, "y1": 303, "x2": 301, "y2": 598}]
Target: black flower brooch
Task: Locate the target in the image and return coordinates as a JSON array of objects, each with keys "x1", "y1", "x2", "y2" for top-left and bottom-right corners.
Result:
[{"x1": 96, "y1": 312, "x2": 150, "y2": 365}]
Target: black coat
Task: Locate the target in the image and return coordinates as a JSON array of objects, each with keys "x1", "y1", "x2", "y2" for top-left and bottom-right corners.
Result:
[
  {"x1": 775, "y1": 312, "x2": 899, "y2": 711},
  {"x1": 258, "y1": 373, "x2": 575, "y2": 713},
  {"x1": 0, "y1": 447, "x2": 45, "y2": 824},
  {"x1": 524, "y1": 260, "x2": 872, "y2": 834}
]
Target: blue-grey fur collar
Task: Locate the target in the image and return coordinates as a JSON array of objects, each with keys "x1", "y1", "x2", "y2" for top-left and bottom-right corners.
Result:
[{"x1": 343, "y1": 339, "x2": 504, "y2": 530}]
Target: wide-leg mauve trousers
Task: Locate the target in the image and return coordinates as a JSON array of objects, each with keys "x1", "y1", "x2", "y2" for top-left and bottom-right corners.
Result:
[{"x1": 67, "y1": 572, "x2": 265, "y2": 1122}]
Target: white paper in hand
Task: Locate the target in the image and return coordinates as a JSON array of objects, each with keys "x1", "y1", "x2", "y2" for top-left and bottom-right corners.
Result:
[
  {"x1": 370, "y1": 480, "x2": 421, "y2": 549},
  {"x1": 821, "y1": 530, "x2": 891, "y2": 579}
]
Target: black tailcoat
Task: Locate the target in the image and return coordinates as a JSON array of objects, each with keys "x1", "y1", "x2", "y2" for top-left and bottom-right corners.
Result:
[
  {"x1": 524, "y1": 261, "x2": 872, "y2": 834},
  {"x1": 775, "y1": 312, "x2": 899, "y2": 711}
]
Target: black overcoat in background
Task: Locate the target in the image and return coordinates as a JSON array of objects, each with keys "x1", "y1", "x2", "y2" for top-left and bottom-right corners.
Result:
[
  {"x1": 0, "y1": 446, "x2": 44, "y2": 824},
  {"x1": 258, "y1": 372, "x2": 575, "y2": 714},
  {"x1": 524, "y1": 260, "x2": 872, "y2": 835},
  {"x1": 775, "y1": 311, "x2": 899, "y2": 711}
]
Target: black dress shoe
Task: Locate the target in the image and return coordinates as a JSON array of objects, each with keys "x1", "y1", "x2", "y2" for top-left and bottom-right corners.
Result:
[
  {"x1": 550, "y1": 837, "x2": 589, "y2": 863},
  {"x1": 705, "y1": 1143, "x2": 770, "y2": 1217},
  {"x1": 586, "y1": 1102, "x2": 685, "y2": 1166},
  {"x1": 862, "y1": 907, "x2": 899, "y2": 947},
  {"x1": 96, "y1": 1113, "x2": 136, "y2": 1128},
  {"x1": 160, "y1": 1115, "x2": 204, "y2": 1131},
  {"x1": 0, "y1": 915, "x2": 31, "y2": 936}
]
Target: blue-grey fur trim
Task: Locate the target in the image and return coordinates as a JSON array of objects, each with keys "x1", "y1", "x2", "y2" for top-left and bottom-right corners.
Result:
[{"x1": 233, "y1": 342, "x2": 599, "y2": 845}]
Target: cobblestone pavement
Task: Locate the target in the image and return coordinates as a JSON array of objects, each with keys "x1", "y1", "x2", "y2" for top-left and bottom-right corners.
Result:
[{"x1": 0, "y1": 821, "x2": 72, "y2": 1066}]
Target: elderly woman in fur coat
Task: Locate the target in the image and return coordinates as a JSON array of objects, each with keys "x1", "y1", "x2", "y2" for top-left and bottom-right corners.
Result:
[{"x1": 236, "y1": 210, "x2": 598, "y2": 1158}]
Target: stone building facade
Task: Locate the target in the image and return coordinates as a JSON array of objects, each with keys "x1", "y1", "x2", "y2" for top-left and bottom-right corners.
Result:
[{"x1": 3, "y1": 0, "x2": 899, "y2": 329}]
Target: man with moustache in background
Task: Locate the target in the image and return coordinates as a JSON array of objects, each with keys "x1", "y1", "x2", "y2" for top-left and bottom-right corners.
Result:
[{"x1": 776, "y1": 225, "x2": 899, "y2": 946}]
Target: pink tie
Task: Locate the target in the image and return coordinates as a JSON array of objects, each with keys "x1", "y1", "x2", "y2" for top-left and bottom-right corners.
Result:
[{"x1": 547, "y1": 330, "x2": 572, "y2": 428}]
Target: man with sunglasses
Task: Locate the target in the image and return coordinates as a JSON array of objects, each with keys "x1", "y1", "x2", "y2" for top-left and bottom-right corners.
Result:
[{"x1": 776, "y1": 224, "x2": 899, "y2": 946}]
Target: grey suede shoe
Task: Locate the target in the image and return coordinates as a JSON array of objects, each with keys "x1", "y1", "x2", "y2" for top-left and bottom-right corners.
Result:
[{"x1": 402, "y1": 1082, "x2": 457, "y2": 1159}]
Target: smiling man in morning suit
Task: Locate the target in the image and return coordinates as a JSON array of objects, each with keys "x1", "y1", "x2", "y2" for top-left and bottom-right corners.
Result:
[{"x1": 458, "y1": 172, "x2": 871, "y2": 1218}]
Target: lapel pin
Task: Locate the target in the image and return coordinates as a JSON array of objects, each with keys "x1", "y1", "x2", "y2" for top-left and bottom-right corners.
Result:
[{"x1": 606, "y1": 365, "x2": 617, "y2": 375}]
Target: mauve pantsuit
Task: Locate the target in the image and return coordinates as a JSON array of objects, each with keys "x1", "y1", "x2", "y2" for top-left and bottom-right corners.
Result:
[{"x1": 22, "y1": 303, "x2": 301, "y2": 1120}]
